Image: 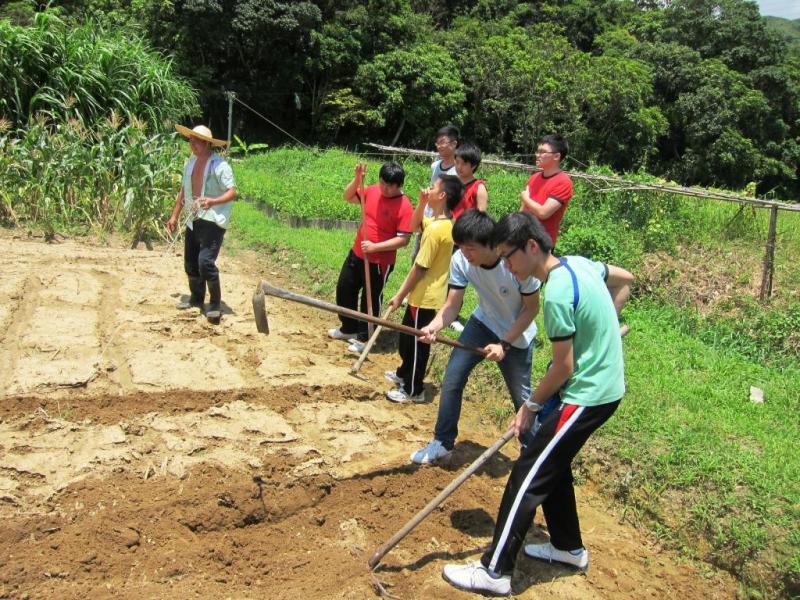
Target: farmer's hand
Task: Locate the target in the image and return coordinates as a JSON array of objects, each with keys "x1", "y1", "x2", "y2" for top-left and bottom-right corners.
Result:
[
  {"x1": 166, "y1": 216, "x2": 178, "y2": 233},
  {"x1": 361, "y1": 240, "x2": 377, "y2": 254},
  {"x1": 199, "y1": 196, "x2": 215, "y2": 210},
  {"x1": 513, "y1": 403, "x2": 535, "y2": 439},
  {"x1": 419, "y1": 318, "x2": 443, "y2": 344},
  {"x1": 484, "y1": 343, "x2": 505, "y2": 362}
]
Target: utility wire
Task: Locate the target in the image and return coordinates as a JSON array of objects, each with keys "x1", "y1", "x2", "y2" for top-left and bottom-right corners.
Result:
[{"x1": 232, "y1": 96, "x2": 311, "y2": 149}]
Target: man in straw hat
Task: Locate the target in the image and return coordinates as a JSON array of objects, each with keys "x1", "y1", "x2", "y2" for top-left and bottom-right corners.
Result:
[{"x1": 167, "y1": 124, "x2": 237, "y2": 324}]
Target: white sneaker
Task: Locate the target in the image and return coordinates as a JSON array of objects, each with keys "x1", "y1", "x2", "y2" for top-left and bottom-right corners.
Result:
[
  {"x1": 347, "y1": 340, "x2": 366, "y2": 354},
  {"x1": 450, "y1": 320, "x2": 465, "y2": 333},
  {"x1": 442, "y1": 561, "x2": 511, "y2": 596},
  {"x1": 386, "y1": 388, "x2": 424, "y2": 403},
  {"x1": 384, "y1": 371, "x2": 404, "y2": 386},
  {"x1": 523, "y1": 542, "x2": 589, "y2": 571},
  {"x1": 410, "y1": 440, "x2": 452, "y2": 464},
  {"x1": 328, "y1": 328, "x2": 353, "y2": 340}
]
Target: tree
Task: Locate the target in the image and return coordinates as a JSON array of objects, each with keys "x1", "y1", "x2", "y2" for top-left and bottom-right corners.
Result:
[{"x1": 353, "y1": 42, "x2": 466, "y2": 145}]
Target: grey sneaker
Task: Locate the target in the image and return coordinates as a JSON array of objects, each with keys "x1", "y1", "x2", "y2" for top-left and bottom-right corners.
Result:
[
  {"x1": 442, "y1": 561, "x2": 511, "y2": 596},
  {"x1": 523, "y1": 542, "x2": 589, "y2": 571},
  {"x1": 386, "y1": 388, "x2": 424, "y2": 404},
  {"x1": 347, "y1": 340, "x2": 366, "y2": 354},
  {"x1": 384, "y1": 371, "x2": 404, "y2": 386},
  {"x1": 410, "y1": 440, "x2": 452, "y2": 464},
  {"x1": 450, "y1": 320, "x2": 465, "y2": 333}
]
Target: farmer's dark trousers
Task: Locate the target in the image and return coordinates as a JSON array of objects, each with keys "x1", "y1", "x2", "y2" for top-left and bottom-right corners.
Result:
[
  {"x1": 184, "y1": 220, "x2": 225, "y2": 283},
  {"x1": 481, "y1": 399, "x2": 620, "y2": 576},
  {"x1": 396, "y1": 305, "x2": 436, "y2": 396},
  {"x1": 335, "y1": 250, "x2": 393, "y2": 341}
]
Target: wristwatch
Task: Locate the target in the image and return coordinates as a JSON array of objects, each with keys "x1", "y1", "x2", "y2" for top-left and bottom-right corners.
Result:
[
  {"x1": 499, "y1": 340, "x2": 511, "y2": 352},
  {"x1": 524, "y1": 398, "x2": 542, "y2": 413}
]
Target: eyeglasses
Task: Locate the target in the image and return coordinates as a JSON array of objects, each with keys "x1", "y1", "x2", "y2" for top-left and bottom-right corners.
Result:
[
  {"x1": 501, "y1": 246, "x2": 523, "y2": 262},
  {"x1": 435, "y1": 140, "x2": 455, "y2": 148},
  {"x1": 535, "y1": 150, "x2": 556, "y2": 156}
]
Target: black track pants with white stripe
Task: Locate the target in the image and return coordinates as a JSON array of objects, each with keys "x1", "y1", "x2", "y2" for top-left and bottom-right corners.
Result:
[
  {"x1": 396, "y1": 305, "x2": 437, "y2": 396},
  {"x1": 481, "y1": 400, "x2": 620, "y2": 576}
]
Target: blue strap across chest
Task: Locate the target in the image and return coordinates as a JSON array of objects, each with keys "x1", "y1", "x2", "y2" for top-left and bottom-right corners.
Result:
[{"x1": 559, "y1": 257, "x2": 579, "y2": 310}]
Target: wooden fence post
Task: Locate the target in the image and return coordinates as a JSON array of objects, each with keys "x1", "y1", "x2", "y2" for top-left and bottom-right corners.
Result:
[{"x1": 759, "y1": 206, "x2": 779, "y2": 303}]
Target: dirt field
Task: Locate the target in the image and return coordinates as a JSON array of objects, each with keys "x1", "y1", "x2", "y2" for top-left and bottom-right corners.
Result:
[{"x1": 0, "y1": 234, "x2": 737, "y2": 599}]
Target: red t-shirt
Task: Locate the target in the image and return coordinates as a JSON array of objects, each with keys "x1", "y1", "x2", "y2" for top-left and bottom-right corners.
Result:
[
  {"x1": 452, "y1": 179, "x2": 486, "y2": 221},
  {"x1": 352, "y1": 184, "x2": 414, "y2": 267},
  {"x1": 525, "y1": 171, "x2": 573, "y2": 245}
]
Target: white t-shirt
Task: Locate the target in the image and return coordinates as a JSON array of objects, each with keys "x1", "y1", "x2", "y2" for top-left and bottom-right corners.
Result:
[
  {"x1": 424, "y1": 158, "x2": 458, "y2": 217},
  {"x1": 449, "y1": 250, "x2": 541, "y2": 348}
]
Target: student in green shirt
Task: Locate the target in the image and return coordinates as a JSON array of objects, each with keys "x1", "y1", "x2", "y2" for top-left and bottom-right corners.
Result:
[{"x1": 442, "y1": 211, "x2": 634, "y2": 597}]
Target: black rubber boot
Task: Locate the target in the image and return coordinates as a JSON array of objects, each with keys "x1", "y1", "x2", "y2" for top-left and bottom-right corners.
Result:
[
  {"x1": 176, "y1": 276, "x2": 205, "y2": 310},
  {"x1": 206, "y1": 278, "x2": 222, "y2": 324}
]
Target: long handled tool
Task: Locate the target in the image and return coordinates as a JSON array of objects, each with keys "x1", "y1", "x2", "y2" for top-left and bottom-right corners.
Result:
[
  {"x1": 368, "y1": 428, "x2": 515, "y2": 570},
  {"x1": 351, "y1": 307, "x2": 393, "y2": 375},
  {"x1": 252, "y1": 280, "x2": 488, "y2": 356},
  {"x1": 357, "y1": 180, "x2": 375, "y2": 338}
]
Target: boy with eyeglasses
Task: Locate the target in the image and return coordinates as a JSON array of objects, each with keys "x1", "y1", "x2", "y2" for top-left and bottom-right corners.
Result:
[
  {"x1": 410, "y1": 209, "x2": 540, "y2": 464},
  {"x1": 519, "y1": 133, "x2": 572, "y2": 247},
  {"x1": 442, "y1": 211, "x2": 633, "y2": 597}
]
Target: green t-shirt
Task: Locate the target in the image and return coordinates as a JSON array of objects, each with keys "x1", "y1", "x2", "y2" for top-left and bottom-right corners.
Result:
[{"x1": 543, "y1": 256, "x2": 625, "y2": 407}]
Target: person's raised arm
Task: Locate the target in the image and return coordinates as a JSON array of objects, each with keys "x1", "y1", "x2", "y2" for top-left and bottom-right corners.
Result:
[
  {"x1": 409, "y1": 187, "x2": 431, "y2": 234},
  {"x1": 606, "y1": 265, "x2": 634, "y2": 316},
  {"x1": 343, "y1": 162, "x2": 367, "y2": 204}
]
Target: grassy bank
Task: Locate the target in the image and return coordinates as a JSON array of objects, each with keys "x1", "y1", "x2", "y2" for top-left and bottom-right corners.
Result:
[{"x1": 229, "y1": 180, "x2": 799, "y2": 597}]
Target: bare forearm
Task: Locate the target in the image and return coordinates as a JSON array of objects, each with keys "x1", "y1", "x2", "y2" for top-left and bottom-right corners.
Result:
[
  {"x1": 395, "y1": 265, "x2": 427, "y2": 303},
  {"x1": 369, "y1": 236, "x2": 410, "y2": 253}
]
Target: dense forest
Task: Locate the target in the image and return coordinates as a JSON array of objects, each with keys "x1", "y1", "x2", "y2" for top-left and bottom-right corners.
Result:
[{"x1": 2, "y1": 0, "x2": 799, "y2": 199}]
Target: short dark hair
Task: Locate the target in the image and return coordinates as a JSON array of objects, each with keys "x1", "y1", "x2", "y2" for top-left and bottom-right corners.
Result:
[
  {"x1": 455, "y1": 141, "x2": 482, "y2": 171},
  {"x1": 438, "y1": 174, "x2": 464, "y2": 213},
  {"x1": 453, "y1": 209, "x2": 495, "y2": 246},
  {"x1": 491, "y1": 211, "x2": 553, "y2": 254},
  {"x1": 379, "y1": 162, "x2": 405, "y2": 186},
  {"x1": 436, "y1": 125, "x2": 460, "y2": 143},
  {"x1": 539, "y1": 134, "x2": 568, "y2": 160}
]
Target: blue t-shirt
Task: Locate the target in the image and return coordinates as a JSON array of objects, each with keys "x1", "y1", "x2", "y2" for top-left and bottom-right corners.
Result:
[{"x1": 449, "y1": 250, "x2": 540, "y2": 348}]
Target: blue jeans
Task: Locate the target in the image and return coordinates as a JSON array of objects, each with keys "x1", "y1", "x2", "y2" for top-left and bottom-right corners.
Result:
[{"x1": 434, "y1": 316, "x2": 533, "y2": 450}]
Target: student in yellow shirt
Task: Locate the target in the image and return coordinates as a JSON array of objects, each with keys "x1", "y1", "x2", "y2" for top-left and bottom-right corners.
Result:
[{"x1": 384, "y1": 175, "x2": 464, "y2": 403}]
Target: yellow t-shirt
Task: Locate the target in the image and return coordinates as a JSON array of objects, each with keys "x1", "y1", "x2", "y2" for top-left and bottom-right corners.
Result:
[{"x1": 408, "y1": 217, "x2": 454, "y2": 309}]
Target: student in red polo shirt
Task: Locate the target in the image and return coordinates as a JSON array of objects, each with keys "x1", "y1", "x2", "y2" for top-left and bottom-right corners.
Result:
[
  {"x1": 328, "y1": 162, "x2": 414, "y2": 349},
  {"x1": 453, "y1": 141, "x2": 488, "y2": 221},
  {"x1": 519, "y1": 134, "x2": 572, "y2": 247}
]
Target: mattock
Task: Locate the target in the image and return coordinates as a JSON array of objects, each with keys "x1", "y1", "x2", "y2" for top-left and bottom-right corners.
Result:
[{"x1": 251, "y1": 280, "x2": 488, "y2": 357}]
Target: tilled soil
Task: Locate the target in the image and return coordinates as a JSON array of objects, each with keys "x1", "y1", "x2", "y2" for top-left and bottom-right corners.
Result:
[{"x1": 0, "y1": 234, "x2": 736, "y2": 599}]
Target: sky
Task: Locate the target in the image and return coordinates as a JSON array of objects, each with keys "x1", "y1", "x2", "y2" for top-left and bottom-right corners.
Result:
[{"x1": 755, "y1": 0, "x2": 800, "y2": 19}]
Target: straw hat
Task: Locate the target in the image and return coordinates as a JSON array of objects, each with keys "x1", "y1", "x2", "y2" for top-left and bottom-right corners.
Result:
[{"x1": 175, "y1": 124, "x2": 228, "y2": 147}]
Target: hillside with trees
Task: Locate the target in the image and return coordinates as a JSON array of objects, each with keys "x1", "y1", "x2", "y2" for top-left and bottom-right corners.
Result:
[{"x1": 3, "y1": 0, "x2": 798, "y2": 200}]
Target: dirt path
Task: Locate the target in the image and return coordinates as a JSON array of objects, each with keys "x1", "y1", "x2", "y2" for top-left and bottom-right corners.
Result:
[{"x1": 0, "y1": 234, "x2": 736, "y2": 599}]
